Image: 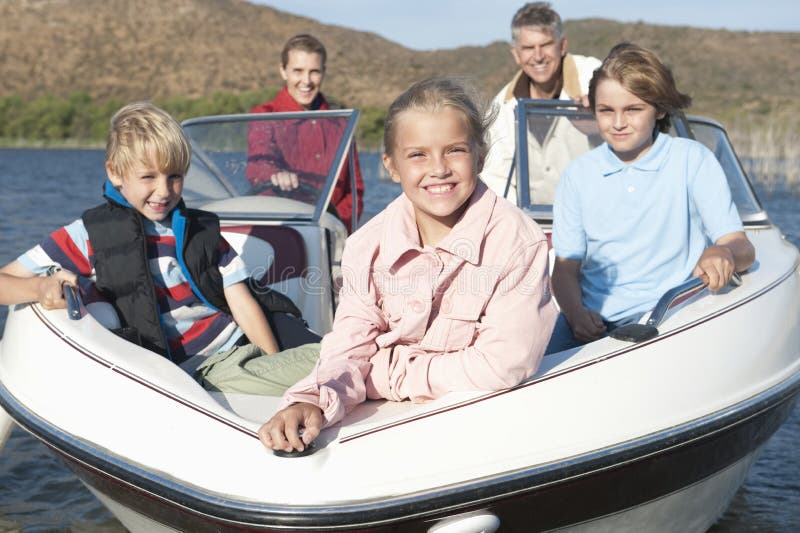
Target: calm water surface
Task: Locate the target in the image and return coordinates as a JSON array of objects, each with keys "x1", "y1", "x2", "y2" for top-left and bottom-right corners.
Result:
[{"x1": 0, "y1": 148, "x2": 798, "y2": 532}]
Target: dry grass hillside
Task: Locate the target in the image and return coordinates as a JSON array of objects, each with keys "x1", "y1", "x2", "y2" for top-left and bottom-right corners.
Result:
[
  {"x1": 2, "y1": 0, "x2": 799, "y2": 182},
  {"x1": 0, "y1": 0, "x2": 513, "y2": 109},
  {"x1": 563, "y1": 20, "x2": 800, "y2": 125},
  {"x1": 3, "y1": 0, "x2": 798, "y2": 119}
]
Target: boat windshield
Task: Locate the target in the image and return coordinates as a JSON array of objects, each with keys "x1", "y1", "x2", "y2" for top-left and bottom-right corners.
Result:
[
  {"x1": 180, "y1": 110, "x2": 359, "y2": 222},
  {"x1": 512, "y1": 99, "x2": 766, "y2": 224}
]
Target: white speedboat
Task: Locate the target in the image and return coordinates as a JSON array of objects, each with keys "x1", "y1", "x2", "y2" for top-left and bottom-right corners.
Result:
[{"x1": 0, "y1": 104, "x2": 797, "y2": 532}]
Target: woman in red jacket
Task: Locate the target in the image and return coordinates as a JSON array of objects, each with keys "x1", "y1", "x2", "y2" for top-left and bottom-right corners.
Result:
[{"x1": 246, "y1": 34, "x2": 364, "y2": 233}]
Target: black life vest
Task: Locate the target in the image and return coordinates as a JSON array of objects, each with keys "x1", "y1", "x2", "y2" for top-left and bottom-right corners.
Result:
[{"x1": 82, "y1": 183, "x2": 301, "y2": 358}]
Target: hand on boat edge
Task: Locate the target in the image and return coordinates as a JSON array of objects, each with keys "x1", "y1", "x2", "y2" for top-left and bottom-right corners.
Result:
[
  {"x1": 39, "y1": 268, "x2": 78, "y2": 310},
  {"x1": 259, "y1": 402, "x2": 323, "y2": 453},
  {"x1": 693, "y1": 245, "x2": 735, "y2": 292},
  {"x1": 565, "y1": 307, "x2": 607, "y2": 343}
]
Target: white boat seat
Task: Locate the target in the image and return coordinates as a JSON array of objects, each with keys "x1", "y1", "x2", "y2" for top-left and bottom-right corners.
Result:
[
  {"x1": 222, "y1": 225, "x2": 307, "y2": 285},
  {"x1": 221, "y1": 225, "x2": 315, "y2": 325}
]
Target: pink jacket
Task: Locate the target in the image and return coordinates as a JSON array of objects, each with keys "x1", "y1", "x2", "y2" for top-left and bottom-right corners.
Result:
[{"x1": 281, "y1": 182, "x2": 557, "y2": 427}]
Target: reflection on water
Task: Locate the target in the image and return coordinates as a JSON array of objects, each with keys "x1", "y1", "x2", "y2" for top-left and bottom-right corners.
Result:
[{"x1": 0, "y1": 149, "x2": 798, "y2": 531}]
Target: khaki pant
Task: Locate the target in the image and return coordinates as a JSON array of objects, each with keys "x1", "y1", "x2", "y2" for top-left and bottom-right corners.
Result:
[{"x1": 194, "y1": 342, "x2": 320, "y2": 396}]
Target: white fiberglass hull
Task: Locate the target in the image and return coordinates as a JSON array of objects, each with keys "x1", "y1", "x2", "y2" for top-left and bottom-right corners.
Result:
[
  {"x1": 0, "y1": 406, "x2": 13, "y2": 450},
  {"x1": 0, "y1": 225, "x2": 798, "y2": 532}
]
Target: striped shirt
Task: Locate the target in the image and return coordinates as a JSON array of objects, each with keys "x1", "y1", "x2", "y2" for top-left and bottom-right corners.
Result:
[{"x1": 18, "y1": 217, "x2": 249, "y2": 364}]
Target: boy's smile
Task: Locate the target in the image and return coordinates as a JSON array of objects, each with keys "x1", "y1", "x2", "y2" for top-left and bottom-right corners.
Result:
[{"x1": 106, "y1": 151, "x2": 184, "y2": 221}]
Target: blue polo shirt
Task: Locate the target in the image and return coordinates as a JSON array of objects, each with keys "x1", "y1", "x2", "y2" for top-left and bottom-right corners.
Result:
[{"x1": 553, "y1": 132, "x2": 743, "y2": 321}]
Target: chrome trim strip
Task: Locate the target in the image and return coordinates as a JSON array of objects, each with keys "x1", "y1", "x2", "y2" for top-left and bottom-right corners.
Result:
[
  {"x1": 181, "y1": 110, "x2": 357, "y2": 126},
  {"x1": 311, "y1": 109, "x2": 360, "y2": 224},
  {"x1": 181, "y1": 110, "x2": 361, "y2": 225}
]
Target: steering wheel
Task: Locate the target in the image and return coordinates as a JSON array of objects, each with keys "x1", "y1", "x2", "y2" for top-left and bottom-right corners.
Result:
[{"x1": 247, "y1": 178, "x2": 321, "y2": 199}]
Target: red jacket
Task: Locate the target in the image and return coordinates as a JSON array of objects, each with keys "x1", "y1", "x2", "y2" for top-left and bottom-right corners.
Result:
[{"x1": 246, "y1": 87, "x2": 364, "y2": 233}]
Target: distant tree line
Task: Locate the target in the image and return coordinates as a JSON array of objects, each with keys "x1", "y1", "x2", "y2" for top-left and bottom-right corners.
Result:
[{"x1": 0, "y1": 91, "x2": 387, "y2": 150}]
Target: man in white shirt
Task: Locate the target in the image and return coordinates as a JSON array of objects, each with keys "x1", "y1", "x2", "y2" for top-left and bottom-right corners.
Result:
[{"x1": 483, "y1": 2, "x2": 601, "y2": 205}]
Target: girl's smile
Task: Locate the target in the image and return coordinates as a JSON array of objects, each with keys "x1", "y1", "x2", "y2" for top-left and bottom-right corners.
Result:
[
  {"x1": 383, "y1": 107, "x2": 479, "y2": 246},
  {"x1": 425, "y1": 183, "x2": 456, "y2": 194}
]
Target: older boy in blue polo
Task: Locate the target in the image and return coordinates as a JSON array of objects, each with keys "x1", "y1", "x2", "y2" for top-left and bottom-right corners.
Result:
[{"x1": 546, "y1": 43, "x2": 754, "y2": 353}]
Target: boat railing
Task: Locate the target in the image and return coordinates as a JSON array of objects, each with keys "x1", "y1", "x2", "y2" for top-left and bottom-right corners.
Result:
[
  {"x1": 610, "y1": 272, "x2": 743, "y2": 343},
  {"x1": 63, "y1": 284, "x2": 82, "y2": 321}
]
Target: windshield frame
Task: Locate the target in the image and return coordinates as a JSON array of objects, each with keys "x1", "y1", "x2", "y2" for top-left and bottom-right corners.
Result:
[
  {"x1": 181, "y1": 109, "x2": 360, "y2": 223},
  {"x1": 513, "y1": 99, "x2": 767, "y2": 225}
]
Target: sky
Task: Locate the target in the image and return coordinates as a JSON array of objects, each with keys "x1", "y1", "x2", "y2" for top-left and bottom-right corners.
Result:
[{"x1": 253, "y1": 0, "x2": 799, "y2": 50}]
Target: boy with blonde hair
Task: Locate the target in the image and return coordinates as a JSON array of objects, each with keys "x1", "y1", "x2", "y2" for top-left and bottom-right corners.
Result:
[{"x1": 0, "y1": 102, "x2": 318, "y2": 382}]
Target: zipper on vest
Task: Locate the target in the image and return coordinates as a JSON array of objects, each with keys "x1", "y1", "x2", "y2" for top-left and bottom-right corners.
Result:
[{"x1": 137, "y1": 214, "x2": 174, "y2": 362}]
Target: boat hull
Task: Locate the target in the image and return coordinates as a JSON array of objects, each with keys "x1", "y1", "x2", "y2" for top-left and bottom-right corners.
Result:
[
  {"x1": 6, "y1": 373, "x2": 797, "y2": 532},
  {"x1": 1, "y1": 225, "x2": 799, "y2": 531}
]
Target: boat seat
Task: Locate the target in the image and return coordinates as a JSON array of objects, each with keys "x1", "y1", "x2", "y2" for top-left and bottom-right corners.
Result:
[
  {"x1": 208, "y1": 391, "x2": 283, "y2": 424},
  {"x1": 221, "y1": 225, "x2": 310, "y2": 318},
  {"x1": 544, "y1": 231, "x2": 561, "y2": 311}
]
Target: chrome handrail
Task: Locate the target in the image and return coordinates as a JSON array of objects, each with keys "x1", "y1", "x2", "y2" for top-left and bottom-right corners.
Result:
[{"x1": 647, "y1": 272, "x2": 742, "y2": 329}]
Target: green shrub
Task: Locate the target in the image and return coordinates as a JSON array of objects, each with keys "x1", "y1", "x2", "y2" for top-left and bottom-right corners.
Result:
[{"x1": 0, "y1": 89, "x2": 387, "y2": 149}]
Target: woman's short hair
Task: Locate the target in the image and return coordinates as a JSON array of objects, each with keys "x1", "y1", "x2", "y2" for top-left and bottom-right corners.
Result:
[{"x1": 281, "y1": 34, "x2": 327, "y2": 69}]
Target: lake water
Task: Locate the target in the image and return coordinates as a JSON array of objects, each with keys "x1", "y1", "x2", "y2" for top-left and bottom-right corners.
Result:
[{"x1": 0, "y1": 148, "x2": 798, "y2": 531}]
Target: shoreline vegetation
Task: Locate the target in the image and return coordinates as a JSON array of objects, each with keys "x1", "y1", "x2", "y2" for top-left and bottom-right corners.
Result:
[
  {"x1": 1, "y1": 91, "x2": 796, "y2": 191},
  {"x1": 0, "y1": 91, "x2": 388, "y2": 152}
]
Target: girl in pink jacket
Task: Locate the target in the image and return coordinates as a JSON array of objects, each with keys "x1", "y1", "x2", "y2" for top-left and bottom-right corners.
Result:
[{"x1": 261, "y1": 77, "x2": 557, "y2": 453}]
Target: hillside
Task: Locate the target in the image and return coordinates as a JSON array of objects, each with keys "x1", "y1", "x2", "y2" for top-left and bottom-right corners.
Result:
[{"x1": 1, "y1": 0, "x2": 798, "y2": 129}]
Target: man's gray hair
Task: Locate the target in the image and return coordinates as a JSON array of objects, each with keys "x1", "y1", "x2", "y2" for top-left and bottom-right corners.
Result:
[{"x1": 511, "y1": 2, "x2": 563, "y2": 43}]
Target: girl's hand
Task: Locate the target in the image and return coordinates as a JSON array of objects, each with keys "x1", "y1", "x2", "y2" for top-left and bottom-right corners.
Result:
[
  {"x1": 565, "y1": 307, "x2": 607, "y2": 343},
  {"x1": 37, "y1": 269, "x2": 78, "y2": 310},
  {"x1": 693, "y1": 245, "x2": 735, "y2": 291},
  {"x1": 259, "y1": 402, "x2": 323, "y2": 452}
]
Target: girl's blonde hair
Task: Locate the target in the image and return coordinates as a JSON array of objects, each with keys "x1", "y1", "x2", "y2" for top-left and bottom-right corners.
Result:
[
  {"x1": 383, "y1": 78, "x2": 493, "y2": 170},
  {"x1": 106, "y1": 102, "x2": 191, "y2": 178},
  {"x1": 588, "y1": 43, "x2": 692, "y2": 133}
]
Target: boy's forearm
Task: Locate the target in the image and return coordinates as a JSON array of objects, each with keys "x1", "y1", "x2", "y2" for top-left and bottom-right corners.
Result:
[
  {"x1": 551, "y1": 260, "x2": 585, "y2": 321},
  {"x1": 0, "y1": 259, "x2": 45, "y2": 305},
  {"x1": 233, "y1": 302, "x2": 280, "y2": 354},
  {"x1": 724, "y1": 235, "x2": 755, "y2": 272},
  {"x1": 239, "y1": 312, "x2": 280, "y2": 354},
  {"x1": 0, "y1": 272, "x2": 43, "y2": 305},
  {"x1": 224, "y1": 282, "x2": 280, "y2": 354}
]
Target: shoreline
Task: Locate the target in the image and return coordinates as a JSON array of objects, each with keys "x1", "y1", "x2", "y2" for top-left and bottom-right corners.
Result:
[
  {"x1": 1, "y1": 143, "x2": 794, "y2": 190},
  {"x1": 0, "y1": 139, "x2": 105, "y2": 150}
]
